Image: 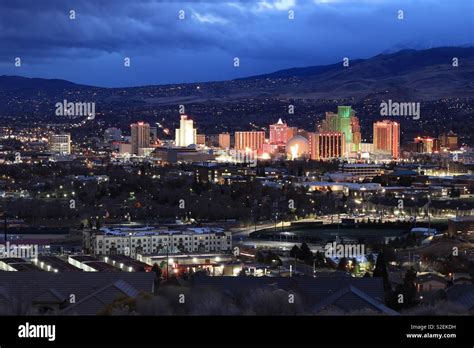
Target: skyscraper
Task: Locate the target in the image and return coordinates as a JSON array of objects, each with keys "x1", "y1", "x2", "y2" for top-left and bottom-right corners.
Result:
[
  {"x1": 320, "y1": 106, "x2": 361, "y2": 153},
  {"x1": 131, "y1": 122, "x2": 150, "y2": 155},
  {"x1": 373, "y1": 120, "x2": 400, "y2": 159},
  {"x1": 175, "y1": 115, "x2": 197, "y2": 147}
]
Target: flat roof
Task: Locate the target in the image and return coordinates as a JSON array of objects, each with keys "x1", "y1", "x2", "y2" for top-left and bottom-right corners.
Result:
[
  {"x1": 99, "y1": 226, "x2": 226, "y2": 237},
  {"x1": 449, "y1": 216, "x2": 474, "y2": 222}
]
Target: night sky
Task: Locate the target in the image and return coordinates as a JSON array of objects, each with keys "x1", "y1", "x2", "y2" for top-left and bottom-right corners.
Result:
[{"x1": 0, "y1": 0, "x2": 472, "y2": 87}]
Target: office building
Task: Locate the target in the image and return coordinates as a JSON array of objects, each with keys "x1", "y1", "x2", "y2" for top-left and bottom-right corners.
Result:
[
  {"x1": 131, "y1": 122, "x2": 150, "y2": 155},
  {"x1": 49, "y1": 133, "x2": 71, "y2": 155}
]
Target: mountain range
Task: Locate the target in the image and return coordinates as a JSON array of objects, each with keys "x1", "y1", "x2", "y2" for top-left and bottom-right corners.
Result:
[{"x1": 1, "y1": 46, "x2": 473, "y2": 102}]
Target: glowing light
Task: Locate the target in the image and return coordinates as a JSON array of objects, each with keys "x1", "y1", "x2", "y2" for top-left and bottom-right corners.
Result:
[{"x1": 290, "y1": 144, "x2": 299, "y2": 160}]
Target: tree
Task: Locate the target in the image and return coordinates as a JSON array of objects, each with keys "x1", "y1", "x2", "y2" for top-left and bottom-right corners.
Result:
[
  {"x1": 366, "y1": 253, "x2": 375, "y2": 271},
  {"x1": 373, "y1": 251, "x2": 391, "y2": 292},
  {"x1": 290, "y1": 245, "x2": 300, "y2": 259},
  {"x1": 389, "y1": 267, "x2": 419, "y2": 310},
  {"x1": 299, "y1": 243, "x2": 313, "y2": 265},
  {"x1": 314, "y1": 251, "x2": 326, "y2": 268},
  {"x1": 337, "y1": 257, "x2": 348, "y2": 271},
  {"x1": 151, "y1": 263, "x2": 162, "y2": 287},
  {"x1": 350, "y1": 257, "x2": 359, "y2": 274}
]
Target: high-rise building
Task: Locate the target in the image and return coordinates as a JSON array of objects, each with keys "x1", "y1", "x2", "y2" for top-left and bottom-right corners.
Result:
[
  {"x1": 373, "y1": 120, "x2": 400, "y2": 159},
  {"x1": 414, "y1": 136, "x2": 440, "y2": 153},
  {"x1": 320, "y1": 106, "x2": 361, "y2": 153},
  {"x1": 49, "y1": 133, "x2": 71, "y2": 155},
  {"x1": 131, "y1": 122, "x2": 150, "y2": 155},
  {"x1": 311, "y1": 132, "x2": 346, "y2": 160},
  {"x1": 175, "y1": 115, "x2": 197, "y2": 147},
  {"x1": 270, "y1": 118, "x2": 294, "y2": 145},
  {"x1": 234, "y1": 131, "x2": 265, "y2": 152},
  {"x1": 218, "y1": 133, "x2": 231, "y2": 149},
  {"x1": 439, "y1": 131, "x2": 458, "y2": 151}
]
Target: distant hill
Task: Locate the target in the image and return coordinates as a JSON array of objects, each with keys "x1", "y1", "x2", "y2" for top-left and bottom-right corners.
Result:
[
  {"x1": 234, "y1": 46, "x2": 474, "y2": 100},
  {"x1": 1, "y1": 46, "x2": 473, "y2": 101},
  {"x1": 0, "y1": 75, "x2": 88, "y2": 92}
]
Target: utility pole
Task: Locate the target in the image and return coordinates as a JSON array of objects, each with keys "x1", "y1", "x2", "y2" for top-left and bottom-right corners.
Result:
[
  {"x1": 1, "y1": 202, "x2": 6, "y2": 242},
  {"x1": 166, "y1": 243, "x2": 169, "y2": 280},
  {"x1": 3, "y1": 213, "x2": 6, "y2": 242}
]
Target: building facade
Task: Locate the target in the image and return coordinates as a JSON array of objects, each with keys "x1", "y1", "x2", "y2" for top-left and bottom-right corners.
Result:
[
  {"x1": 218, "y1": 133, "x2": 231, "y2": 149},
  {"x1": 175, "y1": 115, "x2": 197, "y2": 147},
  {"x1": 85, "y1": 227, "x2": 232, "y2": 256},
  {"x1": 234, "y1": 131, "x2": 265, "y2": 152},
  {"x1": 373, "y1": 120, "x2": 400, "y2": 159},
  {"x1": 131, "y1": 122, "x2": 150, "y2": 155},
  {"x1": 49, "y1": 133, "x2": 71, "y2": 155},
  {"x1": 311, "y1": 132, "x2": 346, "y2": 160},
  {"x1": 320, "y1": 106, "x2": 361, "y2": 153}
]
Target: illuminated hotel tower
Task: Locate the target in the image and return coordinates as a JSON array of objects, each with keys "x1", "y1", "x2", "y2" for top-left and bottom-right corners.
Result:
[
  {"x1": 234, "y1": 131, "x2": 265, "y2": 152},
  {"x1": 320, "y1": 106, "x2": 361, "y2": 153},
  {"x1": 269, "y1": 118, "x2": 296, "y2": 145},
  {"x1": 175, "y1": 115, "x2": 197, "y2": 147},
  {"x1": 310, "y1": 132, "x2": 346, "y2": 160},
  {"x1": 373, "y1": 120, "x2": 400, "y2": 159},
  {"x1": 131, "y1": 122, "x2": 150, "y2": 155}
]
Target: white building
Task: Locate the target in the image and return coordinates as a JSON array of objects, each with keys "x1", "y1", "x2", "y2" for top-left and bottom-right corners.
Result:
[
  {"x1": 85, "y1": 226, "x2": 232, "y2": 257},
  {"x1": 175, "y1": 115, "x2": 197, "y2": 147},
  {"x1": 49, "y1": 133, "x2": 71, "y2": 155}
]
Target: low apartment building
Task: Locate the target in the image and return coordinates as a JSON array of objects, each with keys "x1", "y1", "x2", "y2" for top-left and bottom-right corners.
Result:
[{"x1": 84, "y1": 226, "x2": 232, "y2": 257}]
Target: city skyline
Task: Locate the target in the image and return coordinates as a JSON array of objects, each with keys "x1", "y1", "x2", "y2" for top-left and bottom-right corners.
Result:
[{"x1": 0, "y1": 1, "x2": 473, "y2": 343}]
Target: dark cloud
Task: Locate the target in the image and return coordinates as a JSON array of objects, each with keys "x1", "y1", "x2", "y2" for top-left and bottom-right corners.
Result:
[{"x1": 0, "y1": 0, "x2": 472, "y2": 86}]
